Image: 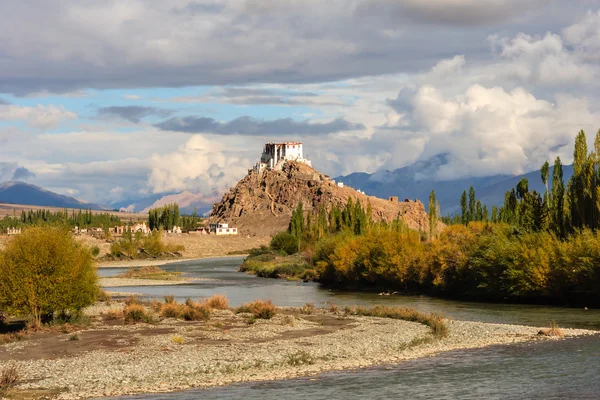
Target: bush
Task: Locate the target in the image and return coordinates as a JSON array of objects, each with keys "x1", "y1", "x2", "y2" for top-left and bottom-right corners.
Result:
[
  {"x1": 97, "y1": 290, "x2": 112, "y2": 302},
  {"x1": 91, "y1": 246, "x2": 101, "y2": 257},
  {"x1": 182, "y1": 303, "x2": 211, "y2": 321},
  {"x1": 160, "y1": 303, "x2": 183, "y2": 319},
  {"x1": 123, "y1": 304, "x2": 153, "y2": 323},
  {"x1": 0, "y1": 227, "x2": 98, "y2": 326},
  {"x1": 206, "y1": 295, "x2": 229, "y2": 310},
  {"x1": 0, "y1": 364, "x2": 20, "y2": 396},
  {"x1": 270, "y1": 232, "x2": 299, "y2": 255},
  {"x1": 237, "y1": 300, "x2": 277, "y2": 319}
]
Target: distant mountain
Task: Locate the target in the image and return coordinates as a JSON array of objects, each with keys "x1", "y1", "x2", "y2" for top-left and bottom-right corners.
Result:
[
  {"x1": 336, "y1": 155, "x2": 573, "y2": 215},
  {"x1": 112, "y1": 191, "x2": 216, "y2": 215},
  {"x1": 0, "y1": 181, "x2": 106, "y2": 210}
]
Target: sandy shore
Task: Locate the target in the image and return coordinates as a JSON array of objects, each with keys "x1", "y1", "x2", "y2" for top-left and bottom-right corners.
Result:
[
  {"x1": 99, "y1": 277, "x2": 201, "y2": 287},
  {"x1": 2, "y1": 302, "x2": 596, "y2": 400},
  {"x1": 97, "y1": 255, "x2": 246, "y2": 269}
]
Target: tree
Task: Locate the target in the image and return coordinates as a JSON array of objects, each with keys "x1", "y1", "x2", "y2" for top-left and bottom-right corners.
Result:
[
  {"x1": 0, "y1": 227, "x2": 98, "y2": 326},
  {"x1": 460, "y1": 190, "x2": 468, "y2": 225},
  {"x1": 551, "y1": 157, "x2": 566, "y2": 237},
  {"x1": 428, "y1": 190, "x2": 437, "y2": 239},
  {"x1": 288, "y1": 202, "x2": 305, "y2": 240},
  {"x1": 468, "y1": 186, "x2": 476, "y2": 223}
]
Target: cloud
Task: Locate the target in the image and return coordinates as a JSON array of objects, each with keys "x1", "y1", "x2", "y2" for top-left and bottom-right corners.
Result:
[
  {"x1": 98, "y1": 106, "x2": 172, "y2": 123},
  {"x1": 356, "y1": 0, "x2": 537, "y2": 26},
  {"x1": 155, "y1": 116, "x2": 365, "y2": 135},
  {"x1": 148, "y1": 135, "x2": 254, "y2": 194},
  {"x1": 11, "y1": 166, "x2": 36, "y2": 181},
  {"x1": 0, "y1": 0, "x2": 588, "y2": 94},
  {"x1": 0, "y1": 104, "x2": 76, "y2": 129}
]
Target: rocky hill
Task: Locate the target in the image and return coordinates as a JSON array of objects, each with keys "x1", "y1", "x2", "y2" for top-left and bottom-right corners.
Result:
[{"x1": 210, "y1": 161, "x2": 441, "y2": 236}]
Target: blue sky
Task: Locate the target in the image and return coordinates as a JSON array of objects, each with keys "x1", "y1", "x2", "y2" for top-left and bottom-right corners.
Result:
[{"x1": 1, "y1": 1, "x2": 600, "y2": 207}]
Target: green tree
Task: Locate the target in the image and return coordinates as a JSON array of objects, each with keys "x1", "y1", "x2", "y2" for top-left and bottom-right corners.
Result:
[
  {"x1": 0, "y1": 227, "x2": 98, "y2": 326},
  {"x1": 551, "y1": 157, "x2": 566, "y2": 237},
  {"x1": 429, "y1": 190, "x2": 438, "y2": 239},
  {"x1": 460, "y1": 190, "x2": 468, "y2": 225},
  {"x1": 468, "y1": 186, "x2": 476, "y2": 223}
]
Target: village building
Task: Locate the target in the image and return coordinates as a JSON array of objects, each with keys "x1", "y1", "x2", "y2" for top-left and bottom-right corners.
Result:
[
  {"x1": 209, "y1": 223, "x2": 238, "y2": 235},
  {"x1": 253, "y1": 141, "x2": 312, "y2": 173},
  {"x1": 7, "y1": 227, "x2": 21, "y2": 235}
]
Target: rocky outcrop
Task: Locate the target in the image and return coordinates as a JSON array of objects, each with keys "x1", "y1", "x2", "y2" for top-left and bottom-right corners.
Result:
[{"x1": 210, "y1": 161, "x2": 441, "y2": 236}]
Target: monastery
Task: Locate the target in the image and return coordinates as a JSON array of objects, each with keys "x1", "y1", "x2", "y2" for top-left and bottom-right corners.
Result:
[{"x1": 253, "y1": 141, "x2": 311, "y2": 173}]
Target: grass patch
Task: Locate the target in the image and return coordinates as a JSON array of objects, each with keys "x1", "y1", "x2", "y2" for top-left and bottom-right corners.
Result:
[
  {"x1": 160, "y1": 302, "x2": 184, "y2": 319},
  {"x1": 206, "y1": 295, "x2": 229, "y2": 310},
  {"x1": 117, "y1": 266, "x2": 183, "y2": 281},
  {"x1": 0, "y1": 331, "x2": 26, "y2": 345},
  {"x1": 97, "y1": 289, "x2": 112, "y2": 302},
  {"x1": 240, "y1": 253, "x2": 316, "y2": 281},
  {"x1": 538, "y1": 321, "x2": 564, "y2": 337},
  {"x1": 0, "y1": 363, "x2": 20, "y2": 396},
  {"x1": 350, "y1": 305, "x2": 449, "y2": 339},
  {"x1": 300, "y1": 303, "x2": 315, "y2": 315},
  {"x1": 68, "y1": 333, "x2": 79, "y2": 341},
  {"x1": 172, "y1": 336, "x2": 184, "y2": 345},
  {"x1": 236, "y1": 300, "x2": 277, "y2": 320},
  {"x1": 182, "y1": 301, "x2": 211, "y2": 321},
  {"x1": 286, "y1": 351, "x2": 315, "y2": 366},
  {"x1": 123, "y1": 304, "x2": 155, "y2": 324}
]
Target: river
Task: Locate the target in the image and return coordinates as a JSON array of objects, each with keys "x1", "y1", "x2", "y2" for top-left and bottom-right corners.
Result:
[{"x1": 100, "y1": 257, "x2": 600, "y2": 400}]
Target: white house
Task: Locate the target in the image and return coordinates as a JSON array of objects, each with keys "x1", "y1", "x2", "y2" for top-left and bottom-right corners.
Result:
[
  {"x1": 209, "y1": 223, "x2": 238, "y2": 235},
  {"x1": 253, "y1": 141, "x2": 312, "y2": 172}
]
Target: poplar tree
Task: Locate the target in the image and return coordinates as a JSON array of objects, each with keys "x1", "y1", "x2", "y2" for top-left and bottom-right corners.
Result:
[
  {"x1": 460, "y1": 190, "x2": 468, "y2": 225},
  {"x1": 428, "y1": 190, "x2": 437, "y2": 239}
]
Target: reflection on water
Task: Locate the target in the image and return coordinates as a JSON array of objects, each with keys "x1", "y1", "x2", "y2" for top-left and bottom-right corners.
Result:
[
  {"x1": 100, "y1": 257, "x2": 600, "y2": 330},
  {"x1": 112, "y1": 335, "x2": 600, "y2": 400}
]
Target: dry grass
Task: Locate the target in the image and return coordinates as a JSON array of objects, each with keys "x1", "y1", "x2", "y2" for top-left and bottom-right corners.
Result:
[
  {"x1": 0, "y1": 331, "x2": 26, "y2": 345},
  {"x1": 97, "y1": 289, "x2": 112, "y2": 302},
  {"x1": 103, "y1": 309, "x2": 124, "y2": 321},
  {"x1": 538, "y1": 321, "x2": 564, "y2": 337},
  {"x1": 206, "y1": 295, "x2": 229, "y2": 310},
  {"x1": 172, "y1": 336, "x2": 184, "y2": 345},
  {"x1": 0, "y1": 363, "x2": 20, "y2": 395},
  {"x1": 160, "y1": 302, "x2": 184, "y2": 319},
  {"x1": 117, "y1": 266, "x2": 182, "y2": 281},
  {"x1": 300, "y1": 303, "x2": 315, "y2": 315},
  {"x1": 236, "y1": 300, "x2": 277, "y2": 319},
  {"x1": 352, "y1": 305, "x2": 449, "y2": 339},
  {"x1": 182, "y1": 303, "x2": 211, "y2": 321},
  {"x1": 123, "y1": 304, "x2": 154, "y2": 324}
]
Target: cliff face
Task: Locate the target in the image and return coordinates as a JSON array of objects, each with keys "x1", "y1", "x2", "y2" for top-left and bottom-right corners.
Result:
[{"x1": 210, "y1": 161, "x2": 440, "y2": 236}]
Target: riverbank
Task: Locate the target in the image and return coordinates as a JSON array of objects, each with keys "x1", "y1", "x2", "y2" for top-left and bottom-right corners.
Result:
[
  {"x1": 1, "y1": 301, "x2": 596, "y2": 400},
  {"x1": 98, "y1": 255, "x2": 246, "y2": 269}
]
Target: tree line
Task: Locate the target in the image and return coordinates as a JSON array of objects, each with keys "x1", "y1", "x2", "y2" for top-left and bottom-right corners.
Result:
[
  {"x1": 446, "y1": 129, "x2": 600, "y2": 238},
  {"x1": 0, "y1": 208, "x2": 122, "y2": 234}
]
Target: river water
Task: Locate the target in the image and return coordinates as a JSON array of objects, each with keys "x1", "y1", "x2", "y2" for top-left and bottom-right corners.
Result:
[{"x1": 101, "y1": 257, "x2": 600, "y2": 399}]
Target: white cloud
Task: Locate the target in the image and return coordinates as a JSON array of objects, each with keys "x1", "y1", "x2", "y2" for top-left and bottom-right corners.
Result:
[{"x1": 0, "y1": 104, "x2": 77, "y2": 129}]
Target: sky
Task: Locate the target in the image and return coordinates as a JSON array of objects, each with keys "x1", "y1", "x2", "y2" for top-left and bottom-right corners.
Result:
[{"x1": 1, "y1": 0, "x2": 600, "y2": 206}]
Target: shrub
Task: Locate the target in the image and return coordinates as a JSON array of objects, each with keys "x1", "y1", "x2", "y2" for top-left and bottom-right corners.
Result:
[
  {"x1": 538, "y1": 321, "x2": 564, "y2": 337},
  {"x1": 270, "y1": 232, "x2": 299, "y2": 255},
  {"x1": 0, "y1": 227, "x2": 98, "y2": 326},
  {"x1": 160, "y1": 302, "x2": 183, "y2": 319},
  {"x1": 91, "y1": 246, "x2": 101, "y2": 257},
  {"x1": 300, "y1": 303, "x2": 315, "y2": 315},
  {"x1": 97, "y1": 290, "x2": 112, "y2": 302},
  {"x1": 69, "y1": 333, "x2": 80, "y2": 341},
  {"x1": 103, "y1": 309, "x2": 123, "y2": 321},
  {"x1": 0, "y1": 311, "x2": 7, "y2": 326},
  {"x1": 0, "y1": 363, "x2": 20, "y2": 395},
  {"x1": 182, "y1": 302, "x2": 211, "y2": 321},
  {"x1": 125, "y1": 296, "x2": 141, "y2": 306},
  {"x1": 172, "y1": 336, "x2": 184, "y2": 345},
  {"x1": 286, "y1": 351, "x2": 315, "y2": 366},
  {"x1": 123, "y1": 304, "x2": 153, "y2": 323},
  {"x1": 237, "y1": 300, "x2": 277, "y2": 319},
  {"x1": 206, "y1": 295, "x2": 229, "y2": 310},
  {"x1": 164, "y1": 295, "x2": 176, "y2": 304}
]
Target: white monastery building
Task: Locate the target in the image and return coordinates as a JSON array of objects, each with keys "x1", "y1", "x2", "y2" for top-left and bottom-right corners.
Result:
[
  {"x1": 209, "y1": 223, "x2": 238, "y2": 235},
  {"x1": 253, "y1": 141, "x2": 312, "y2": 173}
]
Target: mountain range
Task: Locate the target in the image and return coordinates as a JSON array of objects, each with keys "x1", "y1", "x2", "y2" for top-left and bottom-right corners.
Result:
[
  {"x1": 336, "y1": 155, "x2": 574, "y2": 215},
  {"x1": 0, "y1": 181, "x2": 106, "y2": 210}
]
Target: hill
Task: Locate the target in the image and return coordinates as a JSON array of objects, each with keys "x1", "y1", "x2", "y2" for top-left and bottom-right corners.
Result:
[
  {"x1": 210, "y1": 161, "x2": 441, "y2": 236},
  {"x1": 0, "y1": 181, "x2": 106, "y2": 210},
  {"x1": 336, "y1": 155, "x2": 574, "y2": 215}
]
